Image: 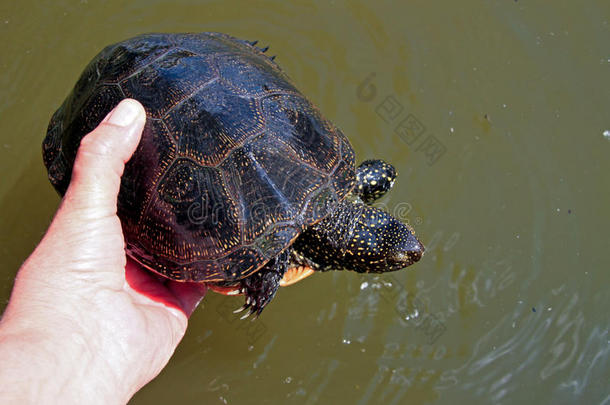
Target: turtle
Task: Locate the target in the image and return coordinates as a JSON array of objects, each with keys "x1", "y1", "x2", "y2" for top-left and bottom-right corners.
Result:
[{"x1": 42, "y1": 32, "x2": 424, "y2": 318}]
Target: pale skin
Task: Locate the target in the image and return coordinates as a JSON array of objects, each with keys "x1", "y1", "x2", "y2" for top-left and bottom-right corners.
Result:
[{"x1": 0, "y1": 99, "x2": 207, "y2": 404}]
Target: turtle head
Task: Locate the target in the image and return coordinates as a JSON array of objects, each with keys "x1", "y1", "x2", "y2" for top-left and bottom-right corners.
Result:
[{"x1": 346, "y1": 204, "x2": 424, "y2": 273}]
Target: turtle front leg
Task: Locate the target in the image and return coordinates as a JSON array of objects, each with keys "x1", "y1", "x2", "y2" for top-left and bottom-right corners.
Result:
[{"x1": 234, "y1": 250, "x2": 289, "y2": 318}]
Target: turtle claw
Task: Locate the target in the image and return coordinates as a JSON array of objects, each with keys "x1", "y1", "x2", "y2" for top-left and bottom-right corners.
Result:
[
  {"x1": 252, "y1": 307, "x2": 264, "y2": 320},
  {"x1": 234, "y1": 296, "x2": 255, "y2": 315},
  {"x1": 240, "y1": 307, "x2": 255, "y2": 320},
  {"x1": 234, "y1": 250, "x2": 288, "y2": 319},
  {"x1": 260, "y1": 46, "x2": 269, "y2": 53},
  {"x1": 233, "y1": 293, "x2": 267, "y2": 320}
]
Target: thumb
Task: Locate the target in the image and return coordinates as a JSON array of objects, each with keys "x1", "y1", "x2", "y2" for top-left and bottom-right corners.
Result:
[{"x1": 62, "y1": 99, "x2": 146, "y2": 218}]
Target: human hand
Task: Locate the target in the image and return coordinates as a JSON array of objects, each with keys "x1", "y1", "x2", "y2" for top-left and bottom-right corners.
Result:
[{"x1": 0, "y1": 99, "x2": 207, "y2": 404}]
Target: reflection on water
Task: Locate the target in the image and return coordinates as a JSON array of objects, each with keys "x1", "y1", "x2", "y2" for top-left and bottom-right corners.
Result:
[{"x1": 0, "y1": 1, "x2": 609, "y2": 404}]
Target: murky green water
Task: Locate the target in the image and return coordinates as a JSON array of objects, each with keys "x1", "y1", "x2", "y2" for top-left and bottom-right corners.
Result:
[{"x1": 1, "y1": 1, "x2": 609, "y2": 404}]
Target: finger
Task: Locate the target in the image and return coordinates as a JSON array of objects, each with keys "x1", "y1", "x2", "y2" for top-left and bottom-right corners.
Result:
[{"x1": 62, "y1": 99, "x2": 146, "y2": 217}]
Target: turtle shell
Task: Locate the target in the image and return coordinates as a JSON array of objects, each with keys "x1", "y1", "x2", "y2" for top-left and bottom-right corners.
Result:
[{"x1": 42, "y1": 32, "x2": 356, "y2": 283}]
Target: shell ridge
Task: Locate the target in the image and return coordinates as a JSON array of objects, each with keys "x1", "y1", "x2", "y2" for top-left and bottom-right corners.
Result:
[{"x1": 108, "y1": 48, "x2": 174, "y2": 85}]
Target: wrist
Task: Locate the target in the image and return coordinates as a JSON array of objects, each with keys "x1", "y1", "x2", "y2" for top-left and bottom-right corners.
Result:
[
  {"x1": 0, "y1": 283, "x2": 135, "y2": 405},
  {"x1": 0, "y1": 314, "x2": 131, "y2": 405}
]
